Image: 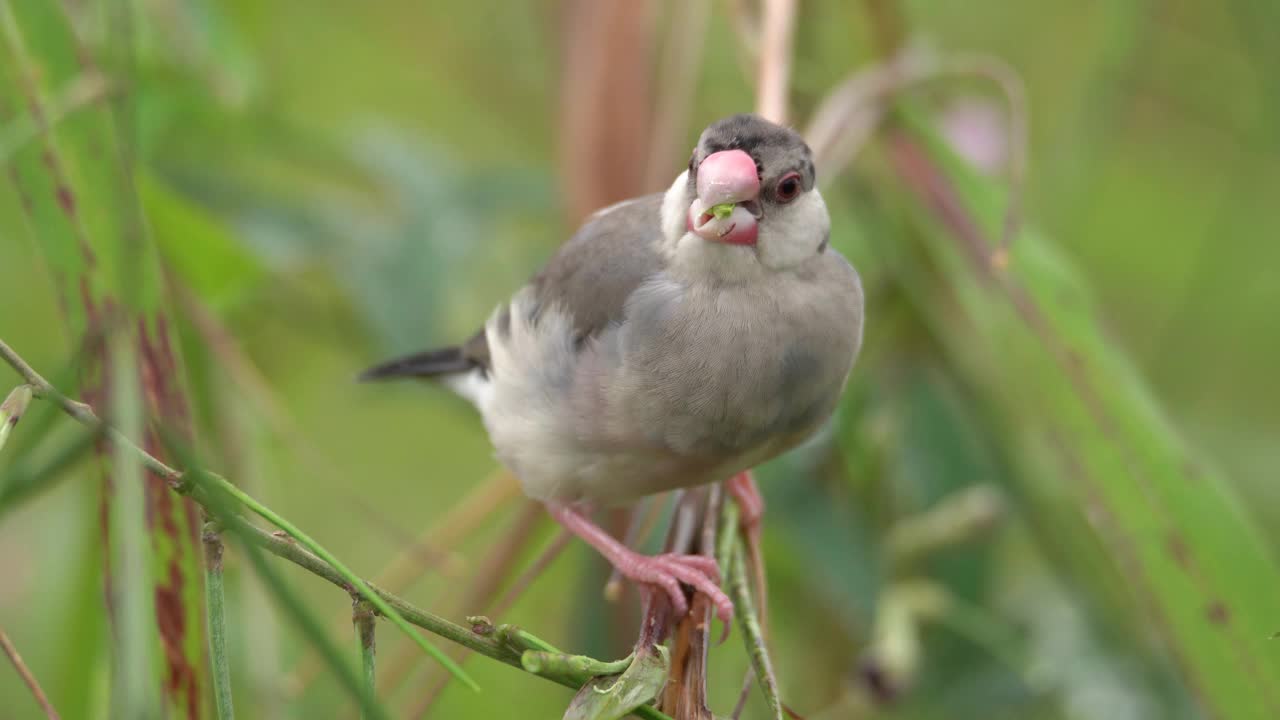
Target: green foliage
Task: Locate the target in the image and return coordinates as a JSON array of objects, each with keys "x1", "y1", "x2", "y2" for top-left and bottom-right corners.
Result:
[{"x1": 881, "y1": 108, "x2": 1280, "y2": 717}]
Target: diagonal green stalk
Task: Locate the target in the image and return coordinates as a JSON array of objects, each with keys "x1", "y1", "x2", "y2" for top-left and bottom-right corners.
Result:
[
  {"x1": 205, "y1": 471, "x2": 477, "y2": 690},
  {"x1": 721, "y1": 498, "x2": 783, "y2": 720},
  {"x1": 204, "y1": 525, "x2": 235, "y2": 720},
  {"x1": 730, "y1": 544, "x2": 782, "y2": 720},
  {"x1": 715, "y1": 502, "x2": 740, "y2": 574},
  {"x1": 0, "y1": 336, "x2": 474, "y2": 691}
]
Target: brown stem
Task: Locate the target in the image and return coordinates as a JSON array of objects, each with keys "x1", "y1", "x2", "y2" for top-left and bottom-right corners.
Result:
[
  {"x1": 643, "y1": 0, "x2": 712, "y2": 190},
  {"x1": 755, "y1": 0, "x2": 798, "y2": 124},
  {"x1": 662, "y1": 486, "x2": 722, "y2": 718},
  {"x1": 0, "y1": 630, "x2": 61, "y2": 720}
]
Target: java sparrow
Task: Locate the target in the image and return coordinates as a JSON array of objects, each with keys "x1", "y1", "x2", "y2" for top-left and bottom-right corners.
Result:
[{"x1": 361, "y1": 114, "x2": 864, "y2": 630}]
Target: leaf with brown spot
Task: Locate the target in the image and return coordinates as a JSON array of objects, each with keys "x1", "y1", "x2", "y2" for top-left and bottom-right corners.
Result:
[{"x1": 1, "y1": 4, "x2": 207, "y2": 716}]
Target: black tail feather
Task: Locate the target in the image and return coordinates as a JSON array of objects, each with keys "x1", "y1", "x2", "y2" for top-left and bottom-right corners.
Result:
[{"x1": 357, "y1": 346, "x2": 474, "y2": 381}]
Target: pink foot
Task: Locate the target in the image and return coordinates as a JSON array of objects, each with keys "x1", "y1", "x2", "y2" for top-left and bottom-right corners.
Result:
[{"x1": 547, "y1": 503, "x2": 734, "y2": 633}]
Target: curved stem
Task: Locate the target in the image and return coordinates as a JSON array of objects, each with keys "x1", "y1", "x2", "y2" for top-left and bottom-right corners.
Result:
[{"x1": 0, "y1": 337, "x2": 475, "y2": 692}]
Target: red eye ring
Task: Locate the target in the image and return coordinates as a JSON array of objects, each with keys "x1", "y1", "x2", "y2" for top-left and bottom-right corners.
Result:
[{"x1": 775, "y1": 172, "x2": 802, "y2": 203}]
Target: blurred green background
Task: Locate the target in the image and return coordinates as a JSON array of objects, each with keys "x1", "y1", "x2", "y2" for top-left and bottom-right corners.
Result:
[{"x1": 2, "y1": 1, "x2": 1278, "y2": 718}]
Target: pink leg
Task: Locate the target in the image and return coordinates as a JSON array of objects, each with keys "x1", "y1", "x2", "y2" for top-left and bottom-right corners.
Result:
[
  {"x1": 547, "y1": 503, "x2": 734, "y2": 631},
  {"x1": 726, "y1": 470, "x2": 764, "y2": 533},
  {"x1": 726, "y1": 470, "x2": 768, "y2": 628}
]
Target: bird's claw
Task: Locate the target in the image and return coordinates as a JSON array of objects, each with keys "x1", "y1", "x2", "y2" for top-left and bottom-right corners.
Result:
[{"x1": 621, "y1": 552, "x2": 734, "y2": 638}]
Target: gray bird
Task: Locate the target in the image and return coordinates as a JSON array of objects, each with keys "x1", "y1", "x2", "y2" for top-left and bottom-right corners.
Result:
[{"x1": 361, "y1": 114, "x2": 864, "y2": 629}]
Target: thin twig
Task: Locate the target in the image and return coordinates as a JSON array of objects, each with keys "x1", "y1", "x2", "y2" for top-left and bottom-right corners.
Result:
[
  {"x1": 407, "y1": 526, "x2": 573, "y2": 718},
  {"x1": 937, "y1": 53, "x2": 1028, "y2": 267},
  {"x1": 0, "y1": 630, "x2": 60, "y2": 720},
  {"x1": 288, "y1": 468, "x2": 516, "y2": 694},
  {"x1": 804, "y1": 49, "x2": 933, "y2": 180},
  {"x1": 803, "y1": 48, "x2": 1029, "y2": 265},
  {"x1": 755, "y1": 0, "x2": 798, "y2": 124}
]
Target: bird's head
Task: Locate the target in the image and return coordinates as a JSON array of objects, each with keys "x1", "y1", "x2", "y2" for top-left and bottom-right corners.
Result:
[{"x1": 660, "y1": 114, "x2": 830, "y2": 280}]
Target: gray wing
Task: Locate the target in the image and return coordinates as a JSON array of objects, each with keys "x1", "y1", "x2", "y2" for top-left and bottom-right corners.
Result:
[
  {"x1": 464, "y1": 194, "x2": 666, "y2": 369},
  {"x1": 362, "y1": 194, "x2": 665, "y2": 381}
]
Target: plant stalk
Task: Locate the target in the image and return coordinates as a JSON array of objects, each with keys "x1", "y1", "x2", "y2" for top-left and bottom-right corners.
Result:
[
  {"x1": 204, "y1": 524, "x2": 235, "y2": 720},
  {"x1": 354, "y1": 599, "x2": 377, "y2": 719}
]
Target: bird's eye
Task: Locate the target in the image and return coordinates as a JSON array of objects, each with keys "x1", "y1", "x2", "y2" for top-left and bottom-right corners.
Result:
[{"x1": 775, "y1": 172, "x2": 802, "y2": 203}]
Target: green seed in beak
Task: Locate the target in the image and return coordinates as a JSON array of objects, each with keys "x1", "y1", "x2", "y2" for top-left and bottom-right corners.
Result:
[{"x1": 710, "y1": 203, "x2": 735, "y2": 220}]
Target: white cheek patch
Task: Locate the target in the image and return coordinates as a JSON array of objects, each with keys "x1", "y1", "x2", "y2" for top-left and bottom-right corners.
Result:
[
  {"x1": 658, "y1": 171, "x2": 692, "y2": 257},
  {"x1": 757, "y1": 189, "x2": 830, "y2": 270}
]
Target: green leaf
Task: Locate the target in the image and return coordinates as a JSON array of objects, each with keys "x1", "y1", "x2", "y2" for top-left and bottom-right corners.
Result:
[
  {"x1": 563, "y1": 646, "x2": 669, "y2": 720},
  {"x1": 108, "y1": 340, "x2": 161, "y2": 719},
  {"x1": 0, "y1": 427, "x2": 98, "y2": 517},
  {"x1": 196, "y1": 465, "x2": 478, "y2": 690},
  {"x1": 140, "y1": 172, "x2": 263, "y2": 311},
  {"x1": 165, "y1": 438, "x2": 393, "y2": 720},
  {"x1": 885, "y1": 106, "x2": 1280, "y2": 719}
]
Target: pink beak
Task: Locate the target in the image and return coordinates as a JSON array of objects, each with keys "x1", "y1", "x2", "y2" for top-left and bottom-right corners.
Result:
[{"x1": 688, "y1": 149, "x2": 760, "y2": 246}]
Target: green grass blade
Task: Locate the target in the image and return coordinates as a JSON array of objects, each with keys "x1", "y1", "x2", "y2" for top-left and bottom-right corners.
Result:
[
  {"x1": 108, "y1": 340, "x2": 160, "y2": 718},
  {"x1": 0, "y1": 428, "x2": 98, "y2": 517},
  {"x1": 0, "y1": 3, "x2": 210, "y2": 714}
]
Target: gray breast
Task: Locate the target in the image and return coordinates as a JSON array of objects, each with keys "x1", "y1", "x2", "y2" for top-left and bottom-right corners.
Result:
[{"x1": 603, "y1": 250, "x2": 863, "y2": 462}]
